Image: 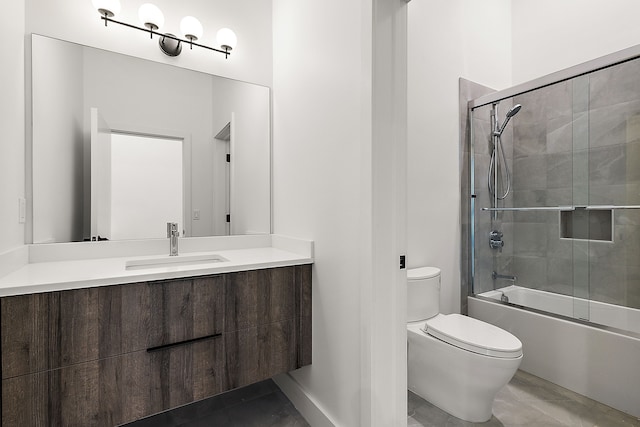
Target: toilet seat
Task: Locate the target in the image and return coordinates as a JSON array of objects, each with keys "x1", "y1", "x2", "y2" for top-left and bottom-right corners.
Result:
[{"x1": 423, "y1": 314, "x2": 522, "y2": 359}]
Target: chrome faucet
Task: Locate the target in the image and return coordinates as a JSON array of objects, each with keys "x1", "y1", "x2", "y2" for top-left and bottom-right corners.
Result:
[
  {"x1": 167, "y1": 222, "x2": 179, "y2": 256},
  {"x1": 492, "y1": 271, "x2": 516, "y2": 285}
]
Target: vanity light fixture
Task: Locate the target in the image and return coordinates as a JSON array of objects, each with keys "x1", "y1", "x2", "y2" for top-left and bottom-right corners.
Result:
[
  {"x1": 138, "y1": 3, "x2": 164, "y2": 34},
  {"x1": 216, "y1": 28, "x2": 238, "y2": 52},
  {"x1": 91, "y1": 0, "x2": 237, "y2": 59}
]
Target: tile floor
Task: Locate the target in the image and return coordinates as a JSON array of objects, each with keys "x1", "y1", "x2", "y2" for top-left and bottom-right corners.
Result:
[
  {"x1": 409, "y1": 370, "x2": 640, "y2": 427},
  {"x1": 127, "y1": 370, "x2": 639, "y2": 427},
  {"x1": 125, "y1": 379, "x2": 309, "y2": 427}
]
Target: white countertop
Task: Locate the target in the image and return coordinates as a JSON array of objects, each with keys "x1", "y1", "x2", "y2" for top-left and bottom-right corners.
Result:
[{"x1": 0, "y1": 235, "x2": 313, "y2": 297}]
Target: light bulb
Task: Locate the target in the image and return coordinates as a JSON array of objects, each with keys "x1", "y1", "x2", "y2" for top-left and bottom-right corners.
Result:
[
  {"x1": 180, "y1": 16, "x2": 203, "y2": 42},
  {"x1": 138, "y1": 3, "x2": 165, "y2": 31},
  {"x1": 216, "y1": 28, "x2": 237, "y2": 51},
  {"x1": 91, "y1": 0, "x2": 121, "y2": 17}
]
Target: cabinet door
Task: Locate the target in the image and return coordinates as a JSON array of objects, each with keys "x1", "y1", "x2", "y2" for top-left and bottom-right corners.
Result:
[
  {"x1": 224, "y1": 267, "x2": 296, "y2": 332},
  {"x1": 223, "y1": 319, "x2": 298, "y2": 390},
  {"x1": 222, "y1": 265, "x2": 312, "y2": 388}
]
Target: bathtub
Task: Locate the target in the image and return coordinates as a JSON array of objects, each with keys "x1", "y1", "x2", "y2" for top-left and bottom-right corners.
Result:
[
  {"x1": 468, "y1": 287, "x2": 640, "y2": 418},
  {"x1": 480, "y1": 285, "x2": 640, "y2": 335}
]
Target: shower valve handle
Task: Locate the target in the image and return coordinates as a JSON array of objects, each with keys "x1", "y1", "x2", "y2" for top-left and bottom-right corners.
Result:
[
  {"x1": 489, "y1": 230, "x2": 504, "y2": 252},
  {"x1": 489, "y1": 239, "x2": 504, "y2": 251},
  {"x1": 490, "y1": 230, "x2": 503, "y2": 239}
]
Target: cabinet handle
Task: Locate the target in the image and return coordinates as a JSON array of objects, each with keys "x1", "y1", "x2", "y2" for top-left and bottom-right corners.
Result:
[{"x1": 146, "y1": 333, "x2": 222, "y2": 353}]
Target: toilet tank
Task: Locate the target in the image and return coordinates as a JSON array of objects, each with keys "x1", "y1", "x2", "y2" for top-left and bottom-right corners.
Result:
[{"x1": 407, "y1": 267, "x2": 441, "y2": 322}]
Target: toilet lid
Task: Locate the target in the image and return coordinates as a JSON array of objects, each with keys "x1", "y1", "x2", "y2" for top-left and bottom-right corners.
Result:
[
  {"x1": 424, "y1": 314, "x2": 523, "y2": 359},
  {"x1": 407, "y1": 267, "x2": 440, "y2": 280}
]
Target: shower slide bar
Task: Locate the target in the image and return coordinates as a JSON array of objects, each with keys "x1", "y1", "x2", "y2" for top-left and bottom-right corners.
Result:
[
  {"x1": 481, "y1": 205, "x2": 640, "y2": 212},
  {"x1": 482, "y1": 206, "x2": 574, "y2": 212},
  {"x1": 583, "y1": 205, "x2": 640, "y2": 210}
]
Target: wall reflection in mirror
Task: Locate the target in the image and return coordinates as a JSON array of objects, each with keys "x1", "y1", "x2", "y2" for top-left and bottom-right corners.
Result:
[{"x1": 31, "y1": 34, "x2": 270, "y2": 243}]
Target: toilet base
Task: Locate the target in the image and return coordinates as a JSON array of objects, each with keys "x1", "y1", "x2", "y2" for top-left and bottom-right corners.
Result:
[{"x1": 407, "y1": 322, "x2": 522, "y2": 423}]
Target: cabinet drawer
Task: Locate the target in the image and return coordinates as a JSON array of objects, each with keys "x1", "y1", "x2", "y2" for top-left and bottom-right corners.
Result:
[
  {"x1": 2, "y1": 336, "x2": 224, "y2": 427},
  {"x1": 1, "y1": 276, "x2": 225, "y2": 377},
  {"x1": 147, "y1": 275, "x2": 225, "y2": 349},
  {"x1": 1, "y1": 288, "x2": 101, "y2": 378}
]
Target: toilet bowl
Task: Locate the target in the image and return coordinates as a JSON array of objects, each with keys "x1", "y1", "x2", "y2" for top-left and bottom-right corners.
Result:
[{"x1": 407, "y1": 267, "x2": 522, "y2": 423}]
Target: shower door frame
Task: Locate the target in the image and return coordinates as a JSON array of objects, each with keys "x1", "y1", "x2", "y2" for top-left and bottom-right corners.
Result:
[
  {"x1": 469, "y1": 43, "x2": 640, "y2": 111},
  {"x1": 466, "y1": 43, "x2": 640, "y2": 338}
]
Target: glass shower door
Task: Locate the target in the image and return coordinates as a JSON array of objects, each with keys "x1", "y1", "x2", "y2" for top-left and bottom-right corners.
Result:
[{"x1": 571, "y1": 75, "x2": 591, "y2": 322}]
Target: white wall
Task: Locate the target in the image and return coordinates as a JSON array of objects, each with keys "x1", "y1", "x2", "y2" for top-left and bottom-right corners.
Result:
[
  {"x1": 407, "y1": 0, "x2": 512, "y2": 314},
  {"x1": 0, "y1": 2, "x2": 25, "y2": 254},
  {"x1": 272, "y1": 1, "x2": 366, "y2": 423},
  {"x1": 272, "y1": 0, "x2": 407, "y2": 425},
  {"x1": 512, "y1": 0, "x2": 640, "y2": 85}
]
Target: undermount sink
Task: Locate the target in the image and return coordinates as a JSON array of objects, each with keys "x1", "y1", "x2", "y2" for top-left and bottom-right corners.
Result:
[{"x1": 125, "y1": 254, "x2": 229, "y2": 270}]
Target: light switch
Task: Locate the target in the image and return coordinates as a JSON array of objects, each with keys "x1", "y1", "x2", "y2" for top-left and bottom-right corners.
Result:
[{"x1": 193, "y1": 209, "x2": 200, "y2": 220}]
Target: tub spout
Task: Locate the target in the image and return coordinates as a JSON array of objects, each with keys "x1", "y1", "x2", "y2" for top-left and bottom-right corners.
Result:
[{"x1": 492, "y1": 271, "x2": 517, "y2": 285}]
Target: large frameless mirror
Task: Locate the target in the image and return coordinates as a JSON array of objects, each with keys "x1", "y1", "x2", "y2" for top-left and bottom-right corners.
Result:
[{"x1": 30, "y1": 34, "x2": 271, "y2": 243}]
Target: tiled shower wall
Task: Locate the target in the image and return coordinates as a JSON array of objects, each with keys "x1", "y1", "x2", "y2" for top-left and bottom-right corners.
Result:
[{"x1": 468, "y1": 57, "x2": 640, "y2": 310}]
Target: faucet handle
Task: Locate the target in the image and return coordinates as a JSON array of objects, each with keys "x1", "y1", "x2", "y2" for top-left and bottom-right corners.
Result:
[{"x1": 167, "y1": 222, "x2": 179, "y2": 237}]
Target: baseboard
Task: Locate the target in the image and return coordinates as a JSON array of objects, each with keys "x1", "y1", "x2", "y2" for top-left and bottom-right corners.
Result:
[{"x1": 273, "y1": 373, "x2": 336, "y2": 427}]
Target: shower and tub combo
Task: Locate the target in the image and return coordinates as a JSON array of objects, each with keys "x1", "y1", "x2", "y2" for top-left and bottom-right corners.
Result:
[{"x1": 463, "y1": 44, "x2": 640, "y2": 418}]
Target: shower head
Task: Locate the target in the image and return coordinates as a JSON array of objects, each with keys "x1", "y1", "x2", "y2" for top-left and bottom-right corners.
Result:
[
  {"x1": 506, "y1": 104, "x2": 522, "y2": 118},
  {"x1": 498, "y1": 104, "x2": 522, "y2": 134}
]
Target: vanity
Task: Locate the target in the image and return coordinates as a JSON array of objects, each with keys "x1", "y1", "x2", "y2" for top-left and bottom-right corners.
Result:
[
  {"x1": 0, "y1": 235, "x2": 313, "y2": 426},
  {"x1": 8, "y1": 30, "x2": 304, "y2": 425}
]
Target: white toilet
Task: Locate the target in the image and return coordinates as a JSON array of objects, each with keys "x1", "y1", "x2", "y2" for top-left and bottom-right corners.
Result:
[{"x1": 407, "y1": 267, "x2": 523, "y2": 423}]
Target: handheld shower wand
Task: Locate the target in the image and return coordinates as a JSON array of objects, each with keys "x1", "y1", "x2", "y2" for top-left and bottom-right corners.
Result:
[
  {"x1": 488, "y1": 103, "x2": 521, "y2": 201},
  {"x1": 495, "y1": 104, "x2": 522, "y2": 136}
]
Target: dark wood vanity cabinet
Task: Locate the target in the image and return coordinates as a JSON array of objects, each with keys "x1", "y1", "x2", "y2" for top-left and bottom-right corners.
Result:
[{"x1": 0, "y1": 264, "x2": 312, "y2": 426}]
